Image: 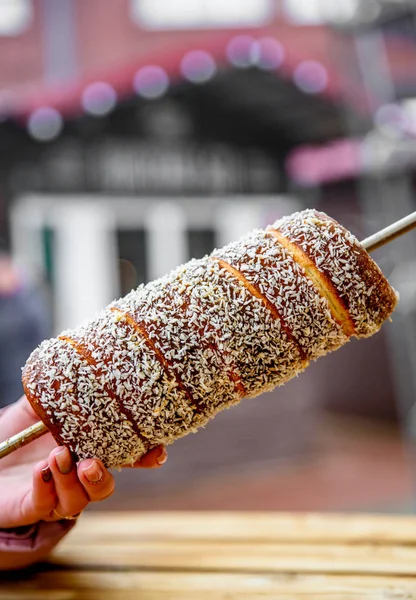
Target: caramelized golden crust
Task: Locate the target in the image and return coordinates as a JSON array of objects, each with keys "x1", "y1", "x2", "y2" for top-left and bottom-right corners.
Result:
[
  {"x1": 115, "y1": 258, "x2": 305, "y2": 402},
  {"x1": 112, "y1": 274, "x2": 243, "y2": 422},
  {"x1": 109, "y1": 307, "x2": 196, "y2": 411},
  {"x1": 267, "y1": 228, "x2": 356, "y2": 338},
  {"x1": 211, "y1": 257, "x2": 308, "y2": 363},
  {"x1": 67, "y1": 309, "x2": 196, "y2": 449},
  {"x1": 22, "y1": 364, "x2": 66, "y2": 450},
  {"x1": 321, "y1": 212, "x2": 398, "y2": 334},
  {"x1": 59, "y1": 333, "x2": 147, "y2": 445},
  {"x1": 22, "y1": 340, "x2": 85, "y2": 453},
  {"x1": 212, "y1": 229, "x2": 349, "y2": 360},
  {"x1": 274, "y1": 210, "x2": 398, "y2": 337},
  {"x1": 23, "y1": 336, "x2": 147, "y2": 466}
]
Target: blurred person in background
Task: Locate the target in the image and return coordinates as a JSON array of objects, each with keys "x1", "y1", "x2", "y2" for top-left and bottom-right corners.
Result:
[{"x1": 0, "y1": 240, "x2": 50, "y2": 407}]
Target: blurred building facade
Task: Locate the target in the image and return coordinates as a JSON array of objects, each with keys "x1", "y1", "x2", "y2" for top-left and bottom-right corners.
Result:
[{"x1": 0, "y1": 0, "x2": 353, "y2": 326}]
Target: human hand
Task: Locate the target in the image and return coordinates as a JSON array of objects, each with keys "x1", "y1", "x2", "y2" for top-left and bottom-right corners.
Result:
[{"x1": 0, "y1": 396, "x2": 167, "y2": 529}]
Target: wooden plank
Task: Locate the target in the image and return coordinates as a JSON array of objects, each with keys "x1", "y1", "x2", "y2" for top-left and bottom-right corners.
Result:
[
  {"x1": 0, "y1": 593, "x2": 73, "y2": 600},
  {"x1": 2, "y1": 571, "x2": 416, "y2": 600},
  {"x1": 5, "y1": 514, "x2": 416, "y2": 599},
  {"x1": 72, "y1": 512, "x2": 416, "y2": 545},
  {"x1": 50, "y1": 539, "x2": 416, "y2": 576}
]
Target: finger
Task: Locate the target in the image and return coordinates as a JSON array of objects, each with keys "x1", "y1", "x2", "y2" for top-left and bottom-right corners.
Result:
[
  {"x1": 19, "y1": 461, "x2": 57, "y2": 525},
  {"x1": 77, "y1": 459, "x2": 115, "y2": 502},
  {"x1": 123, "y1": 445, "x2": 167, "y2": 468},
  {"x1": 48, "y1": 446, "x2": 89, "y2": 518}
]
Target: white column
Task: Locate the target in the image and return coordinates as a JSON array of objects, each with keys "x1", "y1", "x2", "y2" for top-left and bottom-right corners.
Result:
[
  {"x1": 215, "y1": 200, "x2": 264, "y2": 248},
  {"x1": 9, "y1": 195, "x2": 46, "y2": 282},
  {"x1": 146, "y1": 202, "x2": 187, "y2": 281},
  {"x1": 53, "y1": 201, "x2": 117, "y2": 333}
]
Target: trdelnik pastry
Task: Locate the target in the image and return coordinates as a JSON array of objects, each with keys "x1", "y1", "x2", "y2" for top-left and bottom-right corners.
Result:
[{"x1": 22, "y1": 210, "x2": 398, "y2": 468}]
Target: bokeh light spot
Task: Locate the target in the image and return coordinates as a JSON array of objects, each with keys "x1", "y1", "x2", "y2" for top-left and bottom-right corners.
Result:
[
  {"x1": 226, "y1": 35, "x2": 256, "y2": 68},
  {"x1": 133, "y1": 66, "x2": 169, "y2": 99},
  {"x1": 180, "y1": 50, "x2": 216, "y2": 83},
  {"x1": 82, "y1": 82, "x2": 117, "y2": 117},
  {"x1": 256, "y1": 37, "x2": 284, "y2": 70},
  {"x1": 27, "y1": 107, "x2": 63, "y2": 142},
  {"x1": 293, "y1": 60, "x2": 328, "y2": 94}
]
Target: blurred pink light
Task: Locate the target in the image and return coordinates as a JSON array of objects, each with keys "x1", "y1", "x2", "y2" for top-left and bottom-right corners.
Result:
[
  {"x1": 226, "y1": 35, "x2": 256, "y2": 68},
  {"x1": 293, "y1": 60, "x2": 328, "y2": 94},
  {"x1": 27, "y1": 106, "x2": 63, "y2": 142},
  {"x1": 287, "y1": 139, "x2": 360, "y2": 185},
  {"x1": 133, "y1": 66, "x2": 169, "y2": 99},
  {"x1": 180, "y1": 50, "x2": 216, "y2": 84},
  {"x1": 256, "y1": 37, "x2": 284, "y2": 70},
  {"x1": 82, "y1": 82, "x2": 117, "y2": 116}
]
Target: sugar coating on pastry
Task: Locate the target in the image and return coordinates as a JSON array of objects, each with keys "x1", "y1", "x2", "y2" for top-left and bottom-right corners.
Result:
[{"x1": 22, "y1": 209, "x2": 398, "y2": 467}]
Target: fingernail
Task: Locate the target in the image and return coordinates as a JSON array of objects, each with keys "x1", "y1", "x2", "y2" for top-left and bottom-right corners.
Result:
[
  {"x1": 41, "y1": 466, "x2": 52, "y2": 483},
  {"x1": 55, "y1": 448, "x2": 73, "y2": 475},
  {"x1": 156, "y1": 447, "x2": 168, "y2": 466},
  {"x1": 83, "y1": 460, "x2": 104, "y2": 484}
]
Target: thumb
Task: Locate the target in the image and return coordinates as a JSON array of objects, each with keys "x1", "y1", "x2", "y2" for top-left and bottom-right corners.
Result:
[{"x1": 0, "y1": 396, "x2": 39, "y2": 440}]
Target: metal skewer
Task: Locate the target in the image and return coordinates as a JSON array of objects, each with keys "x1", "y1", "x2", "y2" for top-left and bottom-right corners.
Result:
[
  {"x1": 0, "y1": 421, "x2": 49, "y2": 458},
  {"x1": 361, "y1": 210, "x2": 416, "y2": 252},
  {"x1": 2, "y1": 209, "x2": 416, "y2": 461}
]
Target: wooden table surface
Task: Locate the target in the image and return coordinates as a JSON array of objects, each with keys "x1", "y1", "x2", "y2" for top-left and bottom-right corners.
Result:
[{"x1": 3, "y1": 512, "x2": 416, "y2": 599}]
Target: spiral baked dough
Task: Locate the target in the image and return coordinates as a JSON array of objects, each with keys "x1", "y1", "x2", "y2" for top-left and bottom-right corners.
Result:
[{"x1": 22, "y1": 209, "x2": 398, "y2": 467}]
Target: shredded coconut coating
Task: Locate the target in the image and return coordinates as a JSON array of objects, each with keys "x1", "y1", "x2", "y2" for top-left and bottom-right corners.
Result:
[
  {"x1": 213, "y1": 229, "x2": 348, "y2": 359},
  {"x1": 274, "y1": 210, "x2": 399, "y2": 336},
  {"x1": 22, "y1": 209, "x2": 398, "y2": 468},
  {"x1": 112, "y1": 277, "x2": 242, "y2": 420},
  {"x1": 22, "y1": 338, "x2": 144, "y2": 466},
  {"x1": 68, "y1": 309, "x2": 197, "y2": 447},
  {"x1": 160, "y1": 258, "x2": 306, "y2": 397}
]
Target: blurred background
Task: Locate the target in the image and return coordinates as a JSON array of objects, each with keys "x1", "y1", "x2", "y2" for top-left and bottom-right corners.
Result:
[{"x1": 1, "y1": 0, "x2": 416, "y2": 513}]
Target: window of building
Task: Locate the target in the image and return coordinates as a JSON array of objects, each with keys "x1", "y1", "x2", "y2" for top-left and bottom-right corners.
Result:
[
  {"x1": 131, "y1": 0, "x2": 273, "y2": 30},
  {"x1": 283, "y1": 0, "x2": 360, "y2": 25}
]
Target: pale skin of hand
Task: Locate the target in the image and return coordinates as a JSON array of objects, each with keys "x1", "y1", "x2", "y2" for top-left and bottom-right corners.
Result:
[{"x1": 0, "y1": 396, "x2": 167, "y2": 529}]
